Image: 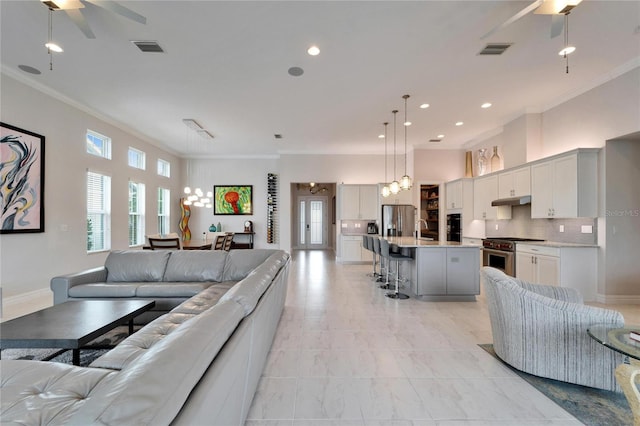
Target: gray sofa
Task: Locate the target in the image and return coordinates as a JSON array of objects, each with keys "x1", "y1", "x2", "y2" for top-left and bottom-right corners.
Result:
[
  {"x1": 0, "y1": 249, "x2": 290, "y2": 425},
  {"x1": 481, "y1": 266, "x2": 624, "y2": 392}
]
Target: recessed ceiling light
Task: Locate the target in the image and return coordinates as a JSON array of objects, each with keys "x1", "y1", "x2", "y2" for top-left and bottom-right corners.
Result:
[
  {"x1": 378, "y1": 134, "x2": 385, "y2": 139},
  {"x1": 558, "y1": 46, "x2": 576, "y2": 56},
  {"x1": 455, "y1": 121, "x2": 464, "y2": 126},
  {"x1": 307, "y1": 45, "x2": 320, "y2": 56},
  {"x1": 404, "y1": 121, "x2": 412, "y2": 126},
  {"x1": 420, "y1": 104, "x2": 430, "y2": 109},
  {"x1": 18, "y1": 65, "x2": 41, "y2": 75},
  {"x1": 481, "y1": 102, "x2": 492, "y2": 109},
  {"x1": 437, "y1": 134, "x2": 445, "y2": 138},
  {"x1": 288, "y1": 66, "x2": 304, "y2": 77}
]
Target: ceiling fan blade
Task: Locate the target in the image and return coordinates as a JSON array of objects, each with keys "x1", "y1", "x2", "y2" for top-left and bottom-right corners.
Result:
[
  {"x1": 65, "y1": 8, "x2": 96, "y2": 38},
  {"x1": 481, "y1": 0, "x2": 545, "y2": 39},
  {"x1": 550, "y1": 14, "x2": 564, "y2": 38},
  {"x1": 84, "y1": 0, "x2": 146, "y2": 25}
]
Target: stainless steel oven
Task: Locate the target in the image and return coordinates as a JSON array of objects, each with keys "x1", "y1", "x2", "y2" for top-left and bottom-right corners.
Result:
[{"x1": 482, "y1": 238, "x2": 544, "y2": 277}]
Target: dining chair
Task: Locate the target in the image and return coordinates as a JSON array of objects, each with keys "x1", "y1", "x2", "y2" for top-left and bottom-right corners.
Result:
[
  {"x1": 223, "y1": 232, "x2": 234, "y2": 251},
  {"x1": 148, "y1": 237, "x2": 181, "y2": 250},
  {"x1": 213, "y1": 235, "x2": 226, "y2": 250}
]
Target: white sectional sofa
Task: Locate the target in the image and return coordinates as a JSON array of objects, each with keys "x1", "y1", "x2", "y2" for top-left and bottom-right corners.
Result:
[{"x1": 0, "y1": 249, "x2": 290, "y2": 425}]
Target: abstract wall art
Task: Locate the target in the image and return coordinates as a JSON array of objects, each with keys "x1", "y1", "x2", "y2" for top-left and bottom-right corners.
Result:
[
  {"x1": 0, "y1": 122, "x2": 45, "y2": 233},
  {"x1": 214, "y1": 185, "x2": 253, "y2": 215}
]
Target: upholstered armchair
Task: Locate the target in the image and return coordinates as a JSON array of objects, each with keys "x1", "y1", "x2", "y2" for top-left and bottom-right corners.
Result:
[{"x1": 481, "y1": 266, "x2": 625, "y2": 392}]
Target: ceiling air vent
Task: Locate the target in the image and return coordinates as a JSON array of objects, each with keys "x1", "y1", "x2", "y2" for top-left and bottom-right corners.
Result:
[
  {"x1": 429, "y1": 138, "x2": 442, "y2": 143},
  {"x1": 132, "y1": 41, "x2": 164, "y2": 53},
  {"x1": 274, "y1": 134, "x2": 283, "y2": 139},
  {"x1": 478, "y1": 43, "x2": 512, "y2": 55}
]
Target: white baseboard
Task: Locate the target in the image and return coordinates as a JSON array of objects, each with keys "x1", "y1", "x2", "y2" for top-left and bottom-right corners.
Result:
[
  {"x1": 595, "y1": 293, "x2": 640, "y2": 304},
  {"x1": 1, "y1": 288, "x2": 52, "y2": 319}
]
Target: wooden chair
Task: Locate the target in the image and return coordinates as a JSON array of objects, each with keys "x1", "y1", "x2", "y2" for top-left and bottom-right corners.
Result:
[
  {"x1": 213, "y1": 235, "x2": 226, "y2": 250},
  {"x1": 148, "y1": 237, "x2": 181, "y2": 250},
  {"x1": 223, "y1": 232, "x2": 234, "y2": 251}
]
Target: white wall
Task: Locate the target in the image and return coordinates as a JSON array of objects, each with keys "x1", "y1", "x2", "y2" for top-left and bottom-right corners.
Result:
[{"x1": 0, "y1": 75, "x2": 183, "y2": 302}]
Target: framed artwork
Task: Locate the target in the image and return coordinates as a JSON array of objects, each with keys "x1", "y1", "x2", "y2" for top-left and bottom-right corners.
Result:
[
  {"x1": 214, "y1": 185, "x2": 253, "y2": 215},
  {"x1": 0, "y1": 122, "x2": 45, "y2": 233}
]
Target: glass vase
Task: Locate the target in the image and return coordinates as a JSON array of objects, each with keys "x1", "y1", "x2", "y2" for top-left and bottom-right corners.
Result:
[
  {"x1": 490, "y1": 146, "x2": 502, "y2": 172},
  {"x1": 477, "y1": 148, "x2": 488, "y2": 176}
]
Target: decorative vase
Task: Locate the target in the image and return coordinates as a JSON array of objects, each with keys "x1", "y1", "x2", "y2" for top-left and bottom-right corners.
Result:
[
  {"x1": 464, "y1": 151, "x2": 473, "y2": 178},
  {"x1": 477, "y1": 148, "x2": 489, "y2": 176},
  {"x1": 491, "y1": 146, "x2": 502, "y2": 172},
  {"x1": 217, "y1": 222, "x2": 222, "y2": 232},
  {"x1": 179, "y1": 198, "x2": 191, "y2": 241},
  {"x1": 209, "y1": 224, "x2": 216, "y2": 232}
]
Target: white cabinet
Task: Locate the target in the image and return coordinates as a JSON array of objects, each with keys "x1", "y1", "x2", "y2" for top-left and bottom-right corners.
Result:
[
  {"x1": 516, "y1": 243, "x2": 598, "y2": 301},
  {"x1": 340, "y1": 235, "x2": 369, "y2": 263},
  {"x1": 412, "y1": 247, "x2": 480, "y2": 296},
  {"x1": 530, "y1": 150, "x2": 598, "y2": 218},
  {"x1": 498, "y1": 166, "x2": 530, "y2": 198},
  {"x1": 339, "y1": 184, "x2": 378, "y2": 219},
  {"x1": 445, "y1": 179, "x2": 472, "y2": 211},
  {"x1": 473, "y1": 175, "x2": 511, "y2": 220}
]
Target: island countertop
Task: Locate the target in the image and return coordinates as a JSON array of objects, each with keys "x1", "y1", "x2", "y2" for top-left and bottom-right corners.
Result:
[{"x1": 382, "y1": 236, "x2": 481, "y2": 248}]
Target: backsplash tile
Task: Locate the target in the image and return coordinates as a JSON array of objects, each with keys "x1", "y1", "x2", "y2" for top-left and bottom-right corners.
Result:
[{"x1": 485, "y1": 205, "x2": 597, "y2": 244}]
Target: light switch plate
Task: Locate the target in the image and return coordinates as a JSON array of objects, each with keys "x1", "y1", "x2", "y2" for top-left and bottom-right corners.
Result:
[{"x1": 581, "y1": 225, "x2": 593, "y2": 233}]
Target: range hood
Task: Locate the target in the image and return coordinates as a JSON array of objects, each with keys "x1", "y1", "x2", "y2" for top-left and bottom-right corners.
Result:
[{"x1": 491, "y1": 195, "x2": 531, "y2": 206}]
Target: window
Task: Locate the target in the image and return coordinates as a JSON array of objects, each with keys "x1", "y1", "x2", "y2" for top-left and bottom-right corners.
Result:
[
  {"x1": 128, "y1": 147, "x2": 146, "y2": 170},
  {"x1": 158, "y1": 187, "x2": 171, "y2": 234},
  {"x1": 87, "y1": 171, "x2": 111, "y2": 252},
  {"x1": 157, "y1": 159, "x2": 171, "y2": 177},
  {"x1": 86, "y1": 130, "x2": 111, "y2": 159},
  {"x1": 129, "y1": 181, "x2": 145, "y2": 246}
]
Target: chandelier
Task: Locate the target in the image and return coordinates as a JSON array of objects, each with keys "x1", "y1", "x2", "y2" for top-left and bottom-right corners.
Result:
[{"x1": 182, "y1": 119, "x2": 212, "y2": 208}]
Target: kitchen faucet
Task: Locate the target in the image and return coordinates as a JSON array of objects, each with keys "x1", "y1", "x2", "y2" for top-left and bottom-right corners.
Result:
[{"x1": 415, "y1": 219, "x2": 428, "y2": 238}]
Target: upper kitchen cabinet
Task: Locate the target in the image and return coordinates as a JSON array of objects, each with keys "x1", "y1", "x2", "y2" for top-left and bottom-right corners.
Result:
[
  {"x1": 445, "y1": 178, "x2": 473, "y2": 211},
  {"x1": 473, "y1": 175, "x2": 512, "y2": 220},
  {"x1": 498, "y1": 166, "x2": 531, "y2": 199},
  {"x1": 530, "y1": 149, "x2": 599, "y2": 218},
  {"x1": 339, "y1": 184, "x2": 378, "y2": 220}
]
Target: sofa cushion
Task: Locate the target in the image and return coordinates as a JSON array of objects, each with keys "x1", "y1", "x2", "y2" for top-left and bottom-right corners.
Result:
[
  {"x1": 0, "y1": 359, "x2": 116, "y2": 425},
  {"x1": 163, "y1": 251, "x2": 228, "y2": 282},
  {"x1": 106, "y1": 250, "x2": 170, "y2": 282},
  {"x1": 222, "y1": 249, "x2": 277, "y2": 281},
  {"x1": 172, "y1": 281, "x2": 237, "y2": 315},
  {"x1": 69, "y1": 283, "x2": 138, "y2": 298},
  {"x1": 72, "y1": 300, "x2": 245, "y2": 425},
  {"x1": 136, "y1": 282, "x2": 212, "y2": 298}
]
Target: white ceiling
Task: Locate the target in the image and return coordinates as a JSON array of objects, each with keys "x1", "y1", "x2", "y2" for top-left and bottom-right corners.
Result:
[{"x1": 1, "y1": 1, "x2": 639, "y2": 158}]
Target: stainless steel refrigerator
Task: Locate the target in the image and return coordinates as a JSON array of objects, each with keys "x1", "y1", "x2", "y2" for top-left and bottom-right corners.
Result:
[{"x1": 381, "y1": 204, "x2": 416, "y2": 237}]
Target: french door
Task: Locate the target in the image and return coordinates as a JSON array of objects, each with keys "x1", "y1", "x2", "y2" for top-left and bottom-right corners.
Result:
[{"x1": 298, "y1": 196, "x2": 328, "y2": 249}]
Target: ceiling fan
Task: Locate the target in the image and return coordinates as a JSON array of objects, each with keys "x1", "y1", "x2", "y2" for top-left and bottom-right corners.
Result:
[
  {"x1": 41, "y1": 0, "x2": 146, "y2": 39},
  {"x1": 481, "y1": 0, "x2": 582, "y2": 40}
]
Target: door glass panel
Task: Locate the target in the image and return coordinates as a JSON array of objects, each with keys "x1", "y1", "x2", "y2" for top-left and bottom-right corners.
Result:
[
  {"x1": 299, "y1": 201, "x2": 306, "y2": 245},
  {"x1": 310, "y1": 200, "x2": 323, "y2": 244}
]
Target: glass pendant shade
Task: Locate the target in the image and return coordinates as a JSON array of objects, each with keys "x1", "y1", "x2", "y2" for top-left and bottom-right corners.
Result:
[
  {"x1": 390, "y1": 180, "x2": 400, "y2": 194},
  {"x1": 400, "y1": 174, "x2": 412, "y2": 191},
  {"x1": 381, "y1": 185, "x2": 391, "y2": 197}
]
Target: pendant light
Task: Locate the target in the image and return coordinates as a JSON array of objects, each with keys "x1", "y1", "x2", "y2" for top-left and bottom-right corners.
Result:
[
  {"x1": 389, "y1": 110, "x2": 400, "y2": 195},
  {"x1": 558, "y1": 13, "x2": 575, "y2": 74},
  {"x1": 46, "y1": 7, "x2": 63, "y2": 71},
  {"x1": 381, "y1": 122, "x2": 390, "y2": 198},
  {"x1": 400, "y1": 94, "x2": 413, "y2": 190}
]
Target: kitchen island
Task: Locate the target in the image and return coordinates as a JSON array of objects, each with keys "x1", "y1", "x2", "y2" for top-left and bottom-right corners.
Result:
[{"x1": 382, "y1": 236, "x2": 481, "y2": 301}]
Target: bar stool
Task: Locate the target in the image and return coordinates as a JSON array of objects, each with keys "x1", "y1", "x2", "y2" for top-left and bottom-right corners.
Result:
[
  {"x1": 380, "y1": 239, "x2": 411, "y2": 300},
  {"x1": 373, "y1": 237, "x2": 391, "y2": 289}
]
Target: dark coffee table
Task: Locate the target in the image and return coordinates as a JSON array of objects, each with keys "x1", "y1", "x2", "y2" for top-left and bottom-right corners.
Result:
[{"x1": 0, "y1": 300, "x2": 155, "y2": 365}]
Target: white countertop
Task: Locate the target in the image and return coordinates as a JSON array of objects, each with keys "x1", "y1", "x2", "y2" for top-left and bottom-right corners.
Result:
[
  {"x1": 383, "y1": 236, "x2": 480, "y2": 248},
  {"x1": 516, "y1": 241, "x2": 599, "y2": 248}
]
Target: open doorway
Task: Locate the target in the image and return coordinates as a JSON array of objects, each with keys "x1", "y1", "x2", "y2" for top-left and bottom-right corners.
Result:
[{"x1": 291, "y1": 183, "x2": 336, "y2": 250}]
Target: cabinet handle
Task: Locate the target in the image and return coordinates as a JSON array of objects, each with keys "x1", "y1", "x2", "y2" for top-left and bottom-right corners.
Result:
[{"x1": 531, "y1": 256, "x2": 534, "y2": 264}]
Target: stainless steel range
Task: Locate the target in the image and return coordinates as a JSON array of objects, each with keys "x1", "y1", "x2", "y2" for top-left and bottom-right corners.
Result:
[{"x1": 482, "y1": 237, "x2": 544, "y2": 277}]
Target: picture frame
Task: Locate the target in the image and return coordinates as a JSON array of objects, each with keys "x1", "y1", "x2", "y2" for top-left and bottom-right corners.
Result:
[
  {"x1": 1, "y1": 122, "x2": 45, "y2": 233},
  {"x1": 213, "y1": 185, "x2": 253, "y2": 215}
]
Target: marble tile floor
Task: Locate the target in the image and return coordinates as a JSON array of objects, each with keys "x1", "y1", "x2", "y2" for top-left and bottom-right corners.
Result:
[{"x1": 245, "y1": 250, "x2": 637, "y2": 426}]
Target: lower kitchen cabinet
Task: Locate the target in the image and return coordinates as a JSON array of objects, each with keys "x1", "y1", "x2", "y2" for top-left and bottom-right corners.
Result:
[
  {"x1": 516, "y1": 244, "x2": 597, "y2": 301},
  {"x1": 340, "y1": 235, "x2": 370, "y2": 263},
  {"x1": 412, "y1": 247, "x2": 480, "y2": 297}
]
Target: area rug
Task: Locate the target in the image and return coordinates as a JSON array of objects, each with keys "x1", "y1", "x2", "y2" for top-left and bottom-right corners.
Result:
[
  {"x1": 1, "y1": 325, "x2": 137, "y2": 367},
  {"x1": 479, "y1": 344, "x2": 633, "y2": 426}
]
